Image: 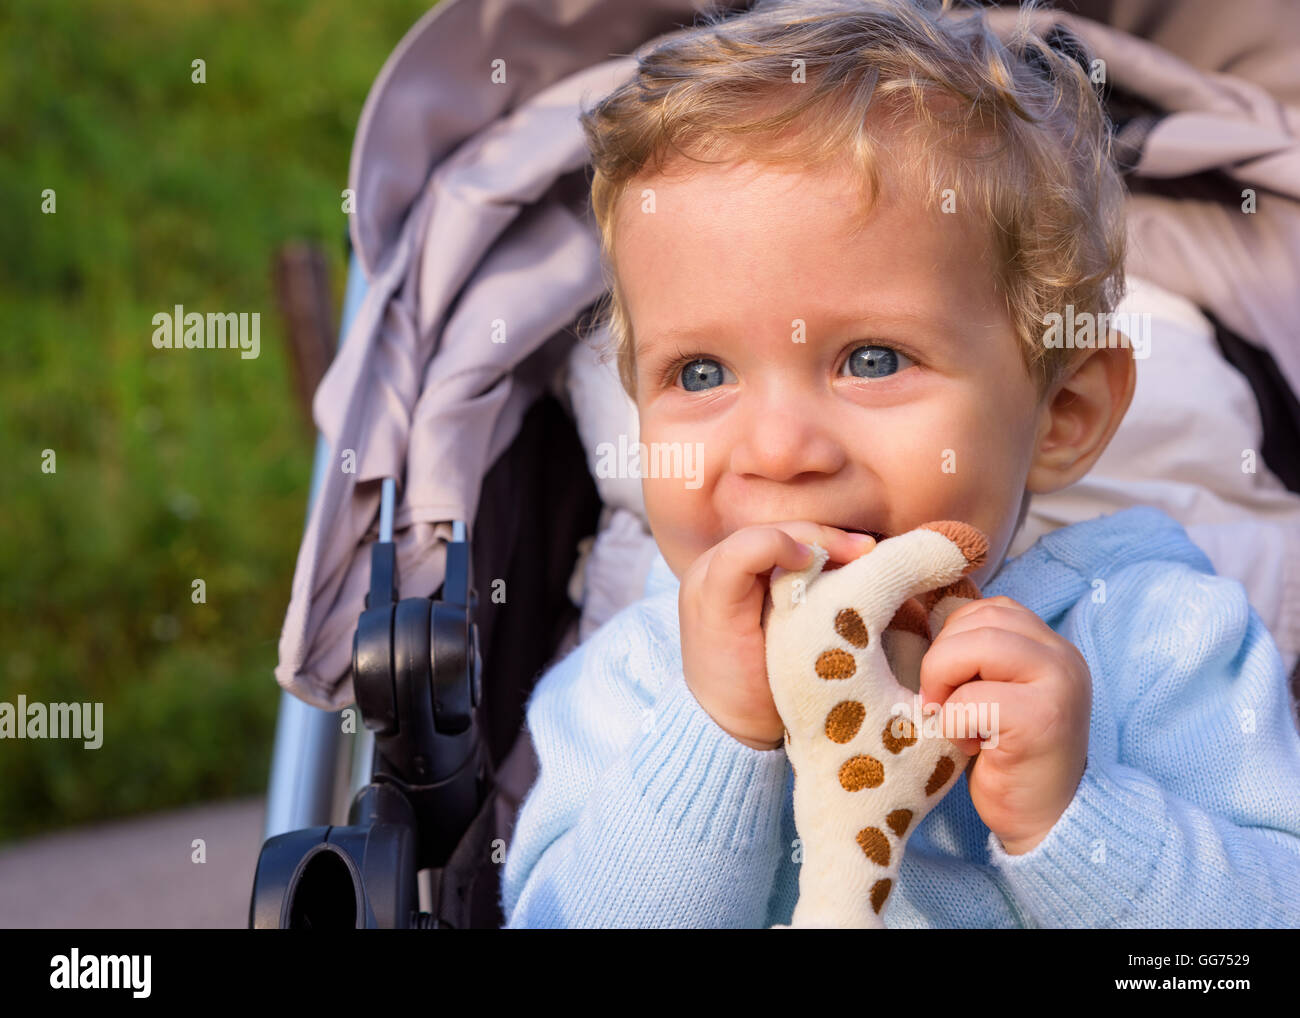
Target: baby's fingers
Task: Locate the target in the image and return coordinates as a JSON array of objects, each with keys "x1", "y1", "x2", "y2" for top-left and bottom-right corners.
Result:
[
  {"x1": 706, "y1": 523, "x2": 877, "y2": 604},
  {"x1": 704, "y1": 527, "x2": 818, "y2": 605},
  {"x1": 918, "y1": 628, "x2": 1048, "y2": 714}
]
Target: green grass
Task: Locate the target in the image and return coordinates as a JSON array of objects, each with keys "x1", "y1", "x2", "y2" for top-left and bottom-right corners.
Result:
[{"x1": 0, "y1": 0, "x2": 436, "y2": 841}]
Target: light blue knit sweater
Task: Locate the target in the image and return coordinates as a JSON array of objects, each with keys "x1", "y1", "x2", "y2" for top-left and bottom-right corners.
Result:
[{"x1": 500, "y1": 506, "x2": 1300, "y2": 927}]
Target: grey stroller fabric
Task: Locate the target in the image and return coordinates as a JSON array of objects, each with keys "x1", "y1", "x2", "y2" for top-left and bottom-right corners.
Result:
[
  {"x1": 276, "y1": 0, "x2": 1300, "y2": 710},
  {"x1": 274, "y1": 54, "x2": 633, "y2": 709},
  {"x1": 985, "y1": 3, "x2": 1300, "y2": 400}
]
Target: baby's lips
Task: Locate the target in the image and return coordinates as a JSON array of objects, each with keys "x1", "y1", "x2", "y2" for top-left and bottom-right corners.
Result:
[{"x1": 917, "y1": 521, "x2": 988, "y2": 572}]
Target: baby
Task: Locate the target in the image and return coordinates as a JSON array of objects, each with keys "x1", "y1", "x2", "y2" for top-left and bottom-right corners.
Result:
[{"x1": 500, "y1": 0, "x2": 1300, "y2": 927}]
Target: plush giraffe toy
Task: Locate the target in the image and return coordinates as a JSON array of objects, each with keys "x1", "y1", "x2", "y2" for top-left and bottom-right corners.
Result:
[{"x1": 761, "y1": 520, "x2": 988, "y2": 928}]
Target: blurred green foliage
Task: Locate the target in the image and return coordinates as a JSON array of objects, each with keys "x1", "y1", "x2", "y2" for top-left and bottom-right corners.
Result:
[{"x1": 0, "y1": 0, "x2": 435, "y2": 841}]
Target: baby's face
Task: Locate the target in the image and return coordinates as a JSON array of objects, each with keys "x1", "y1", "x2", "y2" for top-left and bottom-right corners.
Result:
[{"x1": 616, "y1": 155, "x2": 1044, "y2": 590}]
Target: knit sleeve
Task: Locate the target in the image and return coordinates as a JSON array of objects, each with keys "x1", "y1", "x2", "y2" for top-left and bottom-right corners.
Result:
[
  {"x1": 985, "y1": 559, "x2": 1300, "y2": 928},
  {"x1": 499, "y1": 604, "x2": 790, "y2": 928}
]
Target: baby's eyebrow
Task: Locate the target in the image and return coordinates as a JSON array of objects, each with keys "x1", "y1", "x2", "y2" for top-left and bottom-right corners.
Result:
[{"x1": 636, "y1": 306, "x2": 952, "y2": 357}]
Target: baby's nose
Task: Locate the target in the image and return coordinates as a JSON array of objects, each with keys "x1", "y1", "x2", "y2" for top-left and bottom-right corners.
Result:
[{"x1": 730, "y1": 401, "x2": 846, "y2": 482}]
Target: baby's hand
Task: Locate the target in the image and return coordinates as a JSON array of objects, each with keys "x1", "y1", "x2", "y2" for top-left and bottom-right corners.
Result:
[
  {"x1": 679, "y1": 523, "x2": 876, "y2": 751},
  {"x1": 918, "y1": 595, "x2": 1092, "y2": 854}
]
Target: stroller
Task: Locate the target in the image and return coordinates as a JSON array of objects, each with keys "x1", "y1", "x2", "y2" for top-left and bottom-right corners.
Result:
[{"x1": 249, "y1": 0, "x2": 1300, "y2": 928}]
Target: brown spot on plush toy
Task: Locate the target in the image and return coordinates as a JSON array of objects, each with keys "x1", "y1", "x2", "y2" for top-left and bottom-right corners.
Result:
[
  {"x1": 762, "y1": 521, "x2": 987, "y2": 928},
  {"x1": 825, "y1": 701, "x2": 865, "y2": 743}
]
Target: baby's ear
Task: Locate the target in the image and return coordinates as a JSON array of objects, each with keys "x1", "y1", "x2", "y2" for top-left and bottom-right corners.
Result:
[{"x1": 766, "y1": 542, "x2": 830, "y2": 618}]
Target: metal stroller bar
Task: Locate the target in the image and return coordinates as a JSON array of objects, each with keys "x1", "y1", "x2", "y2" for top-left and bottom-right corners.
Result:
[{"x1": 261, "y1": 249, "x2": 369, "y2": 845}]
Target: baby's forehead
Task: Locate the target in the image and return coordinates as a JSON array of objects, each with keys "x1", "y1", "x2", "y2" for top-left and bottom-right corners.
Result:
[{"x1": 620, "y1": 160, "x2": 995, "y2": 292}]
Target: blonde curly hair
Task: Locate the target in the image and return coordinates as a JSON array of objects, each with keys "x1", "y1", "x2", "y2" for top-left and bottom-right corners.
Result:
[{"x1": 577, "y1": 0, "x2": 1127, "y2": 400}]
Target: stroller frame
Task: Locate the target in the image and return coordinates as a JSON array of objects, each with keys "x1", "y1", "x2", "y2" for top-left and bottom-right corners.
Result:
[
  {"x1": 251, "y1": 241, "x2": 602, "y2": 927},
  {"x1": 251, "y1": 479, "x2": 489, "y2": 928}
]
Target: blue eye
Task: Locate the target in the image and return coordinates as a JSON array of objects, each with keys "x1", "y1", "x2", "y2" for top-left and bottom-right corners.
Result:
[
  {"x1": 843, "y1": 344, "x2": 914, "y2": 379},
  {"x1": 679, "y1": 358, "x2": 735, "y2": 392}
]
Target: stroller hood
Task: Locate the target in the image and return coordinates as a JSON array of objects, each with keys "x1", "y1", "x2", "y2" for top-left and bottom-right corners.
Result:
[{"x1": 348, "y1": 0, "x2": 707, "y2": 279}]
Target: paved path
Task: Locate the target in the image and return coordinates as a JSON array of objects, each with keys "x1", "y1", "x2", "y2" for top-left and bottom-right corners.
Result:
[{"x1": 0, "y1": 796, "x2": 266, "y2": 928}]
